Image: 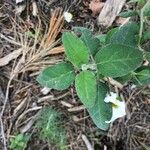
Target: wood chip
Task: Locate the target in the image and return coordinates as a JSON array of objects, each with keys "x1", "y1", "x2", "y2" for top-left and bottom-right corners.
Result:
[
  {"x1": 16, "y1": 5, "x2": 26, "y2": 14},
  {"x1": 0, "y1": 48, "x2": 22, "y2": 67},
  {"x1": 0, "y1": 86, "x2": 4, "y2": 103},
  {"x1": 81, "y1": 134, "x2": 94, "y2": 150},
  {"x1": 20, "y1": 115, "x2": 37, "y2": 133},
  {"x1": 61, "y1": 101, "x2": 73, "y2": 108},
  {"x1": 98, "y1": 0, "x2": 126, "y2": 27},
  {"x1": 32, "y1": 1, "x2": 38, "y2": 16},
  {"x1": 13, "y1": 98, "x2": 27, "y2": 116},
  {"x1": 68, "y1": 105, "x2": 85, "y2": 112}
]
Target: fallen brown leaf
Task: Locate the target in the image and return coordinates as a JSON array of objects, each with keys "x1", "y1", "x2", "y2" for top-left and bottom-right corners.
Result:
[
  {"x1": 89, "y1": 0, "x2": 104, "y2": 16},
  {"x1": 116, "y1": 17, "x2": 130, "y2": 26}
]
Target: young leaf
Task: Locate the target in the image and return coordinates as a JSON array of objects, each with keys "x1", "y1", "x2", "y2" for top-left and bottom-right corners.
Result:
[
  {"x1": 108, "y1": 22, "x2": 139, "y2": 46},
  {"x1": 87, "y1": 82, "x2": 112, "y2": 130},
  {"x1": 73, "y1": 27, "x2": 100, "y2": 56},
  {"x1": 37, "y1": 62, "x2": 75, "y2": 90},
  {"x1": 75, "y1": 70, "x2": 97, "y2": 108},
  {"x1": 62, "y1": 32, "x2": 89, "y2": 68},
  {"x1": 119, "y1": 10, "x2": 138, "y2": 18},
  {"x1": 146, "y1": 51, "x2": 150, "y2": 62},
  {"x1": 95, "y1": 44, "x2": 143, "y2": 77},
  {"x1": 135, "y1": 67, "x2": 150, "y2": 85}
]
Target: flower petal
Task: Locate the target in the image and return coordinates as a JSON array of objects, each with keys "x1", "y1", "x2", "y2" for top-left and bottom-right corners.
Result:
[
  {"x1": 104, "y1": 92, "x2": 119, "y2": 105},
  {"x1": 105, "y1": 101, "x2": 126, "y2": 123}
]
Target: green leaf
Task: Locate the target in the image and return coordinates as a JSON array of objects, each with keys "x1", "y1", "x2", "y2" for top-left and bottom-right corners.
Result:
[
  {"x1": 95, "y1": 34, "x2": 106, "y2": 46},
  {"x1": 73, "y1": 27, "x2": 100, "y2": 56},
  {"x1": 87, "y1": 82, "x2": 112, "y2": 130},
  {"x1": 75, "y1": 70, "x2": 97, "y2": 108},
  {"x1": 9, "y1": 134, "x2": 30, "y2": 150},
  {"x1": 135, "y1": 66, "x2": 150, "y2": 85},
  {"x1": 108, "y1": 22, "x2": 139, "y2": 46},
  {"x1": 129, "y1": 0, "x2": 145, "y2": 5},
  {"x1": 143, "y1": 29, "x2": 150, "y2": 41},
  {"x1": 37, "y1": 62, "x2": 75, "y2": 90},
  {"x1": 62, "y1": 32, "x2": 89, "y2": 68},
  {"x1": 142, "y1": 0, "x2": 150, "y2": 16},
  {"x1": 146, "y1": 51, "x2": 150, "y2": 62},
  {"x1": 95, "y1": 44, "x2": 143, "y2": 77},
  {"x1": 106, "y1": 28, "x2": 118, "y2": 44},
  {"x1": 119, "y1": 10, "x2": 138, "y2": 18},
  {"x1": 115, "y1": 74, "x2": 132, "y2": 84}
]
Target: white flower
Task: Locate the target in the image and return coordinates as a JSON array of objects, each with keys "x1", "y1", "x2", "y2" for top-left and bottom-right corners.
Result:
[
  {"x1": 64, "y1": 12, "x2": 73, "y2": 23},
  {"x1": 104, "y1": 92, "x2": 126, "y2": 123}
]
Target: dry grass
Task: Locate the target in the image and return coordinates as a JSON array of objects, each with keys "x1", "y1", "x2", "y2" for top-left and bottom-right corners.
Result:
[
  {"x1": 0, "y1": 8, "x2": 64, "y2": 76},
  {"x1": 0, "y1": 7, "x2": 65, "y2": 150}
]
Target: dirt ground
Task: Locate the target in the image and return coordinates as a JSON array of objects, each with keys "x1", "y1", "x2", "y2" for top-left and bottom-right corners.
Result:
[{"x1": 0, "y1": 0, "x2": 150, "y2": 150}]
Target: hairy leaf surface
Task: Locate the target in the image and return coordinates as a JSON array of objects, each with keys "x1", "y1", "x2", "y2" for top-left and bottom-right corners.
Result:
[
  {"x1": 95, "y1": 44, "x2": 143, "y2": 77},
  {"x1": 62, "y1": 32, "x2": 89, "y2": 68},
  {"x1": 87, "y1": 82, "x2": 112, "y2": 130},
  {"x1": 73, "y1": 27, "x2": 100, "y2": 56},
  {"x1": 75, "y1": 70, "x2": 97, "y2": 108},
  {"x1": 108, "y1": 22, "x2": 139, "y2": 46},
  {"x1": 37, "y1": 62, "x2": 75, "y2": 90}
]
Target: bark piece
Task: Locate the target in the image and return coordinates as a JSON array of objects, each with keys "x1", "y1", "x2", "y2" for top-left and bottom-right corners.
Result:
[
  {"x1": 0, "y1": 49, "x2": 22, "y2": 67},
  {"x1": 98, "y1": 0, "x2": 126, "y2": 27}
]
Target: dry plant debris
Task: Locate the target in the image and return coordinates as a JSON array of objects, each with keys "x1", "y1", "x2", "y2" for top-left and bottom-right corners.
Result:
[
  {"x1": 0, "y1": 8, "x2": 64, "y2": 74},
  {"x1": 0, "y1": 7, "x2": 65, "y2": 150},
  {"x1": 0, "y1": 48, "x2": 22, "y2": 67},
  {"x1": 108, "y1": 89, "x2": 150, "y2": 149},
  {"x1": 98, "y1": 0, "x2": 126, "y2": 27},
  {"x1": 89, "y1": 0, "x2": 104, "y2": 16}
]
